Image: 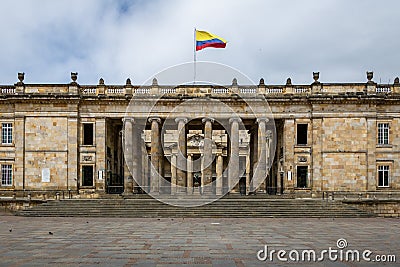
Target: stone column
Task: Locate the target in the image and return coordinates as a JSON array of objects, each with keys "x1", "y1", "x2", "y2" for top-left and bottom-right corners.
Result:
[
  {"x1": 248, "y1": 130, "x2": 254, "y2": 193},
  {"x1": 149, "y1": 117, "x2": 161, "y2": 194},
  {"x1": 122, "y1": 118, "x2": 133, "y2": 195},
  {"x1": 175, "y1": 117, "x2": 187, "y2": 193},
  {"x1": 253, "y1": 118, "x2": 268, "y2": 191},
  {"x1": 245, "y1": 152, "x2": 251, "y2": 195},
  {"x1": 132, "y1": 122, "x2": 142, "y2": 193},
  {"x1": 142, "y1": 144, "x2": 149, "y2": 193},
  {"x1": 250, "y1": 127, "x2": 258, "y2": 192},
  {"x1": 216, "y1": 154, "x2": 223, "y2": 195},
  {"x1": 171, "y1": 154, "x2": 177, "y2": 195},
  {"x1": 228, "y1": 118, "x2": 241, "y2": 191},
  {"x1": 202, "y1": 118, "x2": 214, "y2": 194},
  {"x1": 187, "y1": 154, "x2": 193, "y2": 194}
]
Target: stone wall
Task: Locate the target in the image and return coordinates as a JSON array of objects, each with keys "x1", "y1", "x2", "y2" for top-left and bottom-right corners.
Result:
[{"x1": 343, "y1": 199, "x2": 400, "y2": 217}]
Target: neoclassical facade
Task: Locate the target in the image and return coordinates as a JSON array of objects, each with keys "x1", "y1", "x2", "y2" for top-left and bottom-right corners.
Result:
[{"x1": 1, "y1": 72, "x2": 400, "y2": 198}]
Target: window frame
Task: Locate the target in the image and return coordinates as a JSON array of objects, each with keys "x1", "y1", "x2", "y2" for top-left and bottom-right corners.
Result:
[
  {"x1": 82, "y1": 123, "x2": 95, "y2": 146},
  {"x1": 1, "y1": 164, "x2": 13, "y2": 186},
  {"x1": 81, "y1": 165, "x2": 94, "y2": 187},
  {"x1": 1, "y1": 123, "x2": 13, "y2": 145},
  {"x1": 296, "y1": 165, "x2": 308, "y2": 188},
  {"x1": 377, "y1": 165, "x2": 390, "y2": 187},
  {"x1": 296, "y1": 123, "x2": 308, "y2": 145},
  {"x1": 377, "y1": 123, "x2": 389, "y2": 145}
]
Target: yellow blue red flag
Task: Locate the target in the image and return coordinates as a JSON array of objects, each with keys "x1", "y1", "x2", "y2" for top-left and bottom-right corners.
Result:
[{"x1": 195, "y1": 30, "x2": 227, "y2": 51}]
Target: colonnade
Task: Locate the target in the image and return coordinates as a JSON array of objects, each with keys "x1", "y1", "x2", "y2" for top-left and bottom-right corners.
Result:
[{"x1": 123, "y1": 117, "x2": 271, "y2": 195}]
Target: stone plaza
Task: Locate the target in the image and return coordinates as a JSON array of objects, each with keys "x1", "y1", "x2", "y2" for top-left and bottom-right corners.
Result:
[{"x1": 0, "y1": 213, "x2": 398, "y2": 266}]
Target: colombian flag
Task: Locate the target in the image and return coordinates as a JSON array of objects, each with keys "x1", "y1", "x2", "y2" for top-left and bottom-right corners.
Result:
[{"x1": 195, "y1": 30, "x2": 227, "y2": 51}]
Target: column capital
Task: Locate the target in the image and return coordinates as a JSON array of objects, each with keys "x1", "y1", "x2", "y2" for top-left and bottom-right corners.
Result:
[
  {"x1": 148, "y1": 117, "x2": 161, "y2": 124},
  {"x1": 122, "y1": 117, "x2": 134, "y2": 123},
  {"x1": 256, "y1": 118, "x2": 269, "y2": 124},
  {"x1": 229, "y1": 117, "x2": 242, "y2": 124},
  {"x1": 202, "y1": 117, "x2": 214, "y2": 124},
  {"x1": 175, "y1": 117, "x2": 188, "y2": 124}
]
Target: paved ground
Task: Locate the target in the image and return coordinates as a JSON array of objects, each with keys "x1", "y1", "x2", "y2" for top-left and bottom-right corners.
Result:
[{"x1": 0, "y1": 213, "x2": 399, "y2": 266}]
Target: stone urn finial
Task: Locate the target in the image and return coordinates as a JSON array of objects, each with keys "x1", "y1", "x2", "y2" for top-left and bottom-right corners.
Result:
[
  {"x1": 394, "y1": 77, "x2": 399, "y2": 85},
  {"x1": 367, "y1": 71, "x2": 373, "y2": 82},
  {"x1": 71, "y1": 72, "x2": 78, "y2": 83},
  {"x1": 286, "y1": 77, "x2": 292, "y2": 86},
  {"x1": 232, "y1": 78, "x2": 238, "y2": 86},
  {"x1": 99, "y1": 78, "x2": 105, "y2": 85},
  {"x1": 18, "y1": 72, "x2": 25, "y2": 83},
  {"x1": 259, "y1": 78, "x2": 265, "y2": 86},
  {"x1": 126, "y1": 78, "x2": 132, "y2": 85},
  {"x1": 313, "y1": 72, "x2": 320, "y2": 83},
  {"x1": 152, "y1": 78, "x2": 158, "y2": 86}
]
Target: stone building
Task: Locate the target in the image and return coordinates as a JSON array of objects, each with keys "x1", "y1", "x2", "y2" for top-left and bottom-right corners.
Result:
[{"x1": 1, "y1": 71, "x2": 400, "y2": 198}]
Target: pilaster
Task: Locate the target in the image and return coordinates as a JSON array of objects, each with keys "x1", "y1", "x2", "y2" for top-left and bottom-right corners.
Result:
[
  {"x1": 283, "y1": 118, "x2": 295, "y2": 192},
  {"x1": 14, "y1": 116, "x2": 25, "y2": 189},
  {"x1": 67, "y1": 116, "x2": 78, "y2": 191},
  {"x1": 311, "y1": 118, "x2": 323, "y2": 192},
  {"x1": 95, "y1": 117, "x2": 106, "y2": 191},
  {"x1": 367, "y1": 116, "x2": 377, "y2": 190}
]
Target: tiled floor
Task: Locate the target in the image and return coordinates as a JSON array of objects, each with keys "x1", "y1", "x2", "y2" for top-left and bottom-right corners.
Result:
[{"x1": 0, "y1": 214, "x2": 399, "y2": 266}]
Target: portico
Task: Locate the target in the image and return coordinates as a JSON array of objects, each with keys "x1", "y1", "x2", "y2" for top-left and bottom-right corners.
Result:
[{"x1": 122, "y1": 115, "x2": 276, "y2": 196}]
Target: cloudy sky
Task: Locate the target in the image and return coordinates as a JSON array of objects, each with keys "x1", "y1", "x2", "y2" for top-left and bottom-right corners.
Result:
[{"x1": 0, "y1": 0, "x2": 399, "y2": 85}]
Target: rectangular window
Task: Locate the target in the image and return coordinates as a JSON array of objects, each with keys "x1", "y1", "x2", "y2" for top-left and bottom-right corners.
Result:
[
  {"x1": 82, "y1": 165, "x2": 94, "y2": 187},
  {"x1": 1, "y1": 123, "x2": 13, "y2": 144},
  {"x1": 378, "y1": 165, "x2": 389, "y2": 187},
  {"x1": 1, "y1": 164, "x2": 12, "y2": 186},
  {"x1": 377, "y1": 123, "x2": 389, "y2": 145},
  {"x1": 83, "y1": 123, "x2": 94, "y2": 145},
  {"x1": 297, "y1": 166, "x2": 308, "y2": 188},
  {"x1": 297, "y1": 124, "x2": 308, "y2": 145}
]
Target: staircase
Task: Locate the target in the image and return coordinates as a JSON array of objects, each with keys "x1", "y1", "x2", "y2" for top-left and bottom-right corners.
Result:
[{"x1": 16, "y1": 196, "x2": 374, "y2": 218}]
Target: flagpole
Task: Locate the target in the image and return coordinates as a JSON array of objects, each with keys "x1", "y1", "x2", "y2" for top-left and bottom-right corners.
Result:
[{"x1": 193, "y1": 27, "x2": 197, "y2": 84}]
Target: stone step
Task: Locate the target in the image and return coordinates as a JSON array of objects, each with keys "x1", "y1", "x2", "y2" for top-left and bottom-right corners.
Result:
[{"x1": 16, "y1": 198, "x2": 374, "y2": 218}]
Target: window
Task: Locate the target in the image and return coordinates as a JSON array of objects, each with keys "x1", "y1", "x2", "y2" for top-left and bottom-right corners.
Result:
[
  {"x1": 82, "y1": 165, "x2": 94, "y2": 187},
  {"x1": 297, "y1": 124, "x2": 308, "y2": 145},
  {"x1": 1, "y1": 164, "x2": 12, "y2": 186},
  {"x1": 83, "y1": 123, "x2": 94, "y2": 145},
  {"x1": 377, "y1": 123, "x2": 389, "y2": 145},
  {"x1": 1, "y1": 123, "x2": 12, "y2": 144},
  {"x1": 378, "y1": 165, "x2": 389, "y2": 187},
  {"x1": 297, "y1": 166, "x2": 308, "y2": 188}
]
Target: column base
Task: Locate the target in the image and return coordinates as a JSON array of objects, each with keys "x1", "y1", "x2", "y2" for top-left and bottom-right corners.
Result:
[
  {"x1": 175, "y1": 189, "x2": 187, "y2": 195},
  {"x1": 186, "y1": 187, "x2": 193, "y2": 195},
  {"x1": 193, "y1": 187, "x2": 201, "y2": 195}
]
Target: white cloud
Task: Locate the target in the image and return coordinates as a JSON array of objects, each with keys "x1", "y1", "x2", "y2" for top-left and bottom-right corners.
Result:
[{"x1": 0, "y1": 0, "x2": 399, "y2": 85}]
